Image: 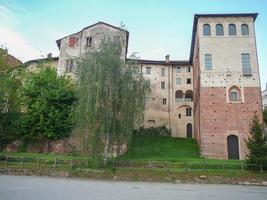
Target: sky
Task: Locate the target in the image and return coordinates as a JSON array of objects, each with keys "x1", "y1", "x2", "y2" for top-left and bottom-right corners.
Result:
[{"x1": 0, "y1": 0, "x2": 266, "y2": 89}]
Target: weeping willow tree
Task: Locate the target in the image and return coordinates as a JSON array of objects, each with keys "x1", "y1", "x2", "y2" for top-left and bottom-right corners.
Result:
[{"x1": 73, "y1": 37, "x2": 147, "y2": 166}]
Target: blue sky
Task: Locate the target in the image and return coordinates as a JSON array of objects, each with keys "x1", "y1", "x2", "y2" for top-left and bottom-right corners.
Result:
[{"x1": 0, "y1": 0, "x2": 266, "y2": 89}]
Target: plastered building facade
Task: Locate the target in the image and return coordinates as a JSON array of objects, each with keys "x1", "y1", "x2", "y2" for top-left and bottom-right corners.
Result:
[{"x1": 54, "y1": 14, "x2": 263, "y2": 160}]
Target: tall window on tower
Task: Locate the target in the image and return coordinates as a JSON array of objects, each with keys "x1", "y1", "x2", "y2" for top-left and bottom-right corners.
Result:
[
  {"x1": 216, "y1": 24, "x2": 224, "y2": 36},
  {"x1": 203, "y1": 24, "x2": 211, "y2": 36},
  {"x1": 204, "y1": 54, "x2": 212, "y2": 70},
  {"x1": 241, "y1": 53, "x2": 251, "y2": 76}
]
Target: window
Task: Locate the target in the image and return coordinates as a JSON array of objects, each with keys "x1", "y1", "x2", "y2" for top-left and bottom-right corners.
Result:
[
  {"x1": 68, "y1": 37, "x2": 77, "y2": 48},
  {"x1": 163, "y1": 98, "x2": 167, "y2": 105},
  {"x1": 145, "y1": 79, "x2": 150, "y2": 87},
  {"x1": 66, "y1": 59, "x2": 74, "y2": 73},
  {"x1": 178, "y1": 114, "x2": 181, "y2": 119},
  {"x1": 86, "y1": 37, "x2": 92, "y2": 47},
  {"x1": 161, "y1": 68, "x2": 165, "y2": 76},
  {"x1": 230, "y1": 91, "x2": 238, "y2": 101},
  {"x1": 203, "y1": 24, "x2": 211, "y2": 36},
  {"x1": 241, "y1": 24, "x2": 249, "y2": 35},
  {"x1": 132, "y1": 66, "x2": 138, "y2": 74},
  {"x1": 228, "y1": 24, "x2": 236, "y2": 36},
  {"x1": 204, "y1": 54, "x2": 212, "y2": 70},
  {"x1": 176, "y1": 66, "x2": 181, "y2": 73},
  {"x1": 229, "y1": 87, "x2": 240, "y2": 101},
  {"x1": 145, "y1": 96, "x2": 150, "y2": 105},
  {"x1": 146, "y1": 67, "x2": 151, "y2": 74},
  {"x1": 175, "y1": 90, "x2": 183, "y2": 101},
  {"x1": 216, "y1": 24, "x2": 224, "y2": 36},
  {"x1": 148, "y1": 120, "x2": 155, "y2": 128},
  {"x1": 176, "y1": 78, "x2": 181, "y2": 85},
  {"x1": 241, "y1": 53, "x2": 251, "y2": 75},
  {"x1": 187, "y1": 78, "x2": 191, "y2": 84},
  {"x1": 161, "y1": 81, "x2": 165, "y2": 89},
  {"x1": 186, "y1": 67, "x2": 191, "y2": 73},
  {"x1": 185, "y1": 90, "x2": 193, "y2": 101},
  {"x1": 186, "y1": 108, "x2": 192, "y2": 116},
  {"x1": 114, "y1": 36, "x2": 120, "y2": 43}
]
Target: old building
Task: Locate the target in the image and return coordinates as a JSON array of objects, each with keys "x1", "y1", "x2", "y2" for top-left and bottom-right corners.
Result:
[
  {"x1": 49, "y1": 13, "x2": 262, "y2": 160},
  {"x1": 262, "y1": 83, "x2": 267, "y2": 110},
  {"x1": 0, "y1": 48, "x2": 22, "y2": 72},
  {"x1": 24, "y1": 54, "x2": 58, "y2": 72},
  {"x1": 56, "y1": 22, "x2": 128, "y2": 76},
  {"x1": 191, "y1": 13, "x2": 262, "y2": 159}
]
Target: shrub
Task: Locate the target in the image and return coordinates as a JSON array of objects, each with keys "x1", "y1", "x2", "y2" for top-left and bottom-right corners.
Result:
[
  {"x1": 133, "y1": 125, "x2": 171, "y2": 137},
  {"x1": 19, "y1": 67, "x2": 76, "y2": 142},
  {"x1": 246, "y1": 115, "x2": 267, "y2": 170}
]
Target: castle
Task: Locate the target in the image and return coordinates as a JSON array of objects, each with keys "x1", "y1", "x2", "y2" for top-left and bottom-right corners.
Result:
[{"x1": 37, "y1": 13, "x2": 263, "y2": 160}]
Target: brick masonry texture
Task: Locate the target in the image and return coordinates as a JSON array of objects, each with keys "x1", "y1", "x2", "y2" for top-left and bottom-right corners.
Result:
[{"x1": 198, "y1": 87, "x2": 262, "y2": 159}]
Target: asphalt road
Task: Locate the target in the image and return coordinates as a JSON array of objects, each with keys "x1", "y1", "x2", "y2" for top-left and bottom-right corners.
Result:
[{"x1": 0, "y1": 175, "x2": 267, "y2": 200}]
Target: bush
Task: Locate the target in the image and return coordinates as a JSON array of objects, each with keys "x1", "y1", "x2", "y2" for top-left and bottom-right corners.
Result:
[
  {"x1": 19, "y1": 67, "x2": 76, "y2": 141},
  {"x1": 133, "y1": 125, "x2": 171, "y2": 137}
]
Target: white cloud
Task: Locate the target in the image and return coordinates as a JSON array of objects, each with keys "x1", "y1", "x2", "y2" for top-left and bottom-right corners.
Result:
[
  {"x1": 0, "y1": 4, "x2": 40, "y2": 62},
  {"x1": 0, "y1": 26, "x2": 40, "y2": 62}
]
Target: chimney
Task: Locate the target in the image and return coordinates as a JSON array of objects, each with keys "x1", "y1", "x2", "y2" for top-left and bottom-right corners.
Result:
[
  {"x1": 47, "y1": 53, "x2": 52, "y2": 58},
  {"x1": 165, "y1": 55, "x2": 170, "y2": 63}
]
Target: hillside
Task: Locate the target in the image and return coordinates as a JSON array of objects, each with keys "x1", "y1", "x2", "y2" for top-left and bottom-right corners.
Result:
[{"x1": 122, "y1": 135, "x2": 200, "y2": 161}]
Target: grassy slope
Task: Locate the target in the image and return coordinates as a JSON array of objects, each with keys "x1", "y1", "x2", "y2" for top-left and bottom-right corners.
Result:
[{"x1": 121, "y1": 136, "x2": 242, "y2": 164}]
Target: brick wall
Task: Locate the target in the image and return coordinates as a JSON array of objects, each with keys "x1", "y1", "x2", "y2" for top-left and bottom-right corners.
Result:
[{"x1": 199, "y1": 87, "x2": 262, "y2": 159}]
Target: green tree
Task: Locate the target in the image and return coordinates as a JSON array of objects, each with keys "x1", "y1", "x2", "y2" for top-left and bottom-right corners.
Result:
[
  {"x1": 74, "y1": 39, "x2": 148, "y2": 166},
  {"x1": 0, "y1": 50, "x2": 22, "y2": 150},
  {"x1": 246, "y1": 115, "x2": 267, "y2": 170},
  {"x1": 20, "y1": 67, "x2": 76, "y2": 142},
  {"x1": 263, "y1": 110, "x2": 267, "y2": 124}
]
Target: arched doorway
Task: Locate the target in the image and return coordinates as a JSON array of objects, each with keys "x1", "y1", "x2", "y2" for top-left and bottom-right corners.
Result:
[
  {"x1": 227, "y1": 135, "x2": 239, "y2": 159},
  {"x1": 186, "y1": 123, "x2": 192, "y2": 138}
]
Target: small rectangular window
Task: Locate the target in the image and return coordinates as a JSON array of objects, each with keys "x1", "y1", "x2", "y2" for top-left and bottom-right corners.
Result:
[
  {"x1": 163, "y1": 98, "x2": 167, "y2": 105},
  {"x1": 176, "y1": 78, "x2": 181, "y2": 85},
  {"x1": 86, "y1": 37, "x2": 92, "y2": 47},
  {"x1": 186, "y1": 67, "x2": 191, "y2": 72},
  {"x1": 66, "y1": 59, "x2": 74, "y2": 73},
  {"x1": 145, "y1": 96, "x2": 150, "y2": 105},
  {"x1": 176, "y1": 66, "x2": 181, "y2": 73},
  {"x1": 68, "y1": 37, "x2": 77, "y2": 48},
  {"x1": 148, "y1": 120, "x2": 155, "y2": 128},
  {"x1": 186, "y1": 108, "x2": 192, "y2": 116},
  {"x1": 187, "y1": 78, "x2": 191, "y2": 84},
  {"x1": 204, "y1": 54, "x2": 212, "y2": 70},
  {"x1": 114, "y1": 36, "x2": 120, "y2": 43},
  {"x1": 242, "y1": 53, "x2": 251, "y2": 75},
  {"x1": 145, "y1": 79, "x2": 150, "y2": 88},
  {"x1": 161, "y1": 81, "x2": 165, "y2": 89},
  {"x1": 146, "y1": 67, "x2": 151, "y2": 74},
  {"x1": 161, "y1": 68, "x2": 165, "y2": 76},
  {"x1": 132, "y1": 66, "x2": 138, "y2": 74}
]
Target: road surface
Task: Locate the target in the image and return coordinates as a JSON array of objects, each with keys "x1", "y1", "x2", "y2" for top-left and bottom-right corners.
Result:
[{"x1": 0, "y1": 175, "x2": 267, "y2": 200}]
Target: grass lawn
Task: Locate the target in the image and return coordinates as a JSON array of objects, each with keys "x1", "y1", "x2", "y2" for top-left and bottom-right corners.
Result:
[{"x1": 119, "y1": 136, "x2": 242, "y2": 164}]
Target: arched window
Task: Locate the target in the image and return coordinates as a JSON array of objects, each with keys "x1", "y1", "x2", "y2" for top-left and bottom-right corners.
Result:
[
  {"x1": 175, "y1": 90, "x2": 183, "y2": 102},
  {"x1": 216, "y1": 24, "x2": 224, "y2": 36},
  {"x1": 241, "y1": 24, "x2": 249, "y2": 35},
  {"x1": 229, "y1": 86, "x2": 241, "y2": 101},
  {"x1": 228, "y1": 24, "x2": 236, "y2": 36},
  {"x1": 203, "y1": 24, "x2": 211, "y2": 36},
  {"x1": 185, "y1": 90, "x2": 193, "y2": 101}
]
